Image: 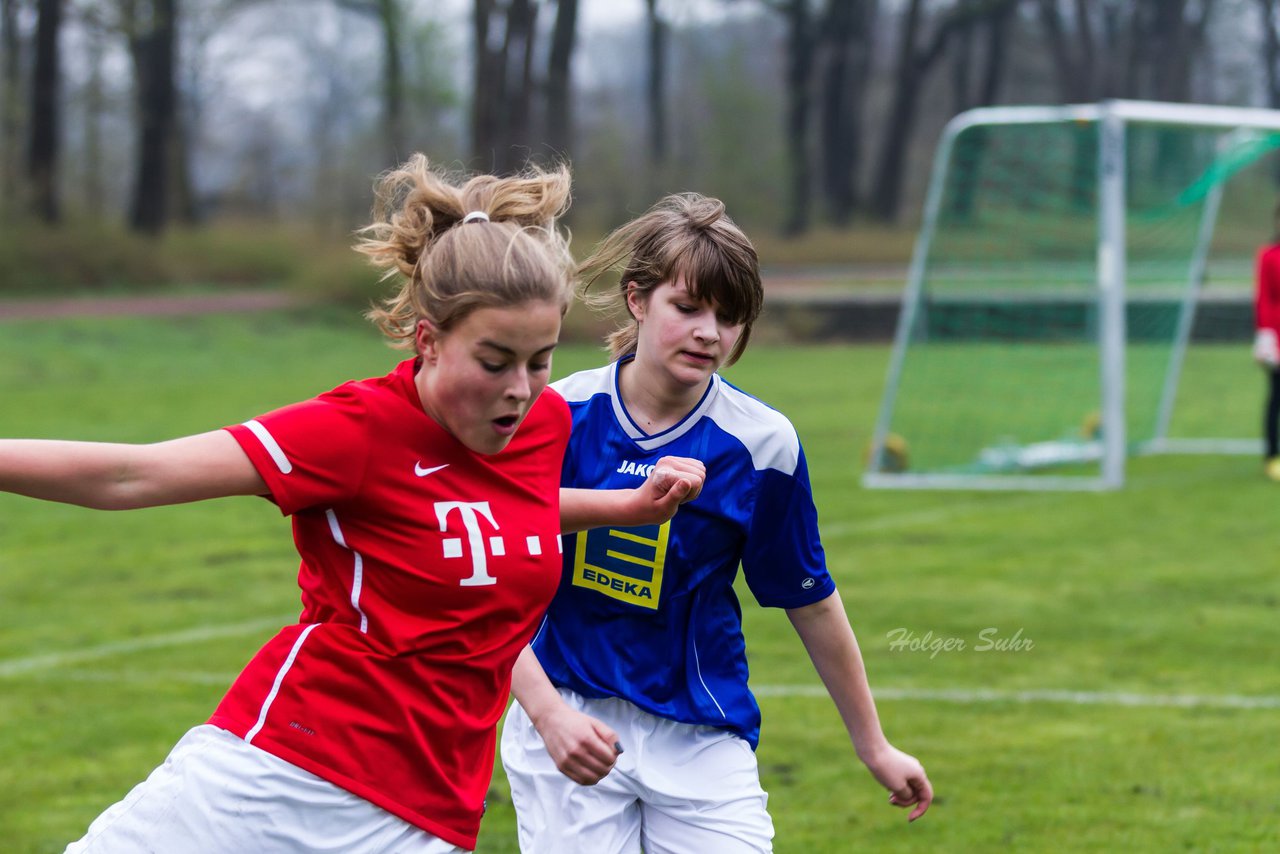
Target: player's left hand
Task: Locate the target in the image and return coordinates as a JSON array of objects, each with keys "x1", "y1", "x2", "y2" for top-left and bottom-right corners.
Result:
[
  {"x1": 865, "y1": 744, "x2": 933, "y2": 822},
  {"x1": 629, "y1": 456, "x2": 705, "y2": 525}
]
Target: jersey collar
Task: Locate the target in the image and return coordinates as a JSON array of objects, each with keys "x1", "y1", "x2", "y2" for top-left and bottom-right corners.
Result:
[{"x1": 609, "y1": 355, "x2": 720, "y2": 451}]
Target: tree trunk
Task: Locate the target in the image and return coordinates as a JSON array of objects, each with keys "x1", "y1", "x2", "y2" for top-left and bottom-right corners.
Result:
[
  {"x1": 28, "y1": 0, "x2": 61, "y2": 223},
  {"x1": 1036, "y1": 0, "x2": 1094, "y2": 102},
  {"x1": 950, "y1": 0, "x2": 1013, "y2": 220},
  {"x1": 84, "y1": 9, "x2": 106, "y2": 218},
  {"x1": 472, "y1": 0, "x2": 500, "y2": 168},
  {"x1": 379, "y1": 0, "x2": 404, "y2": 167},
  {"x1": 129, "y1": 0, "x2": 177, "y2": 235},
  {"x1": 472, "y1": 0, "x2": 543, "y2": 174},
  {"x1": 171, "y1": 103, "x2": 198, "y2": 224},
  {"x1": 818, "y1": 0, "x2": 875, "y2": 226},
  {"x1": 780, "y1": 0, "x2": 813, "y2": 236},
  {"x1": 335, "y1": 0, "x2": 406, "y2": 168},
  {"x1": 644, "y1": 0, "x2": 668, "y2": 169},
  {"x1": 499, "y1": 0, "x2": 537, "y2": 173},
  {"x1": 1263, "y1": 0, "x2": 1280, "y2": 109},
  {"x1": 545, "y1": 0, "x2": 577, "y2": 163},
  {"x1": 1, "y1": 0, "x2": 22, "y2": 219},
  {"x1": 869, "y1": 0, "x2": 923, "y2": 223},
  {"x1": 871, "y1": 0, "x2": 1016, "y2": 223}
]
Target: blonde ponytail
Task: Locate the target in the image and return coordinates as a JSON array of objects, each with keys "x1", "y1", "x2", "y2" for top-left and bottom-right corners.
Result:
[{"x1": 357, "y1": 154, "x2": 574, "y2": 347}]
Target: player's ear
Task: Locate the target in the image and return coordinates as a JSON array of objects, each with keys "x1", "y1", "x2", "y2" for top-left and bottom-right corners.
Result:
[
  {"x1": 625, "y1": 282, "x2": 646, "y2": 323},
  {"x1": 415, "y1": 318, "x2": 441, "y2": 364}
]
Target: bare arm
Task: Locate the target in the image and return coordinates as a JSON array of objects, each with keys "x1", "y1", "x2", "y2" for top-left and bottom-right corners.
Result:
[
  {"x1": 787, "y1": 590, "x2": 933, "y2": 821},
  {"x1": 509, "y1": 645, "x2": 621, "y2": 785},
  {"x1": 560, "y1": 455, "x2": 704, "y2": 533},
  {"x1": 0, "y1": 431, "x2": 267, "y2": 510}
]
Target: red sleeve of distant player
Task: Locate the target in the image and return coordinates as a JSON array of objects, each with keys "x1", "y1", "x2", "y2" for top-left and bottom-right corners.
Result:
[
  {"x1": 223, "y1": 383, "x2": 371, "y2": 515},
  {"x1": 1256, "y1": 245, "x2": 1280, "y2": 332}
]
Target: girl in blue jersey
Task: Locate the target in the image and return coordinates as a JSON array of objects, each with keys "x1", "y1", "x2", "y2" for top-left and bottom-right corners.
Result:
[{"x1": 500, "y1": 194, "x2": 932, "y2": 853}]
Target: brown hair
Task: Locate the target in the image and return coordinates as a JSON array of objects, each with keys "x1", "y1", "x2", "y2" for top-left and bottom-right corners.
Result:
[
  {"x1": 358, "y1": 154, "x2": 574, "y2": 347},
  {"x1": 578, "y1": 193, "x2": 763, "y2": 366}
]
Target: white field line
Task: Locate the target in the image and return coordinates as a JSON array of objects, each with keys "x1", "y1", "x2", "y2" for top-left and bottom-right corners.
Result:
[
  {"x1": 29, "y1": 668, "x2": 242, "y2": 686},
  {"x1": 754, "y1": 684, "x2": 1280, "y2": 710},
  {"x1": 6, "y1": 620, "x2": 1278, "y2": 710},
  {"x1": 0, "y1": 616, "x2": 287, "y2": 678}
]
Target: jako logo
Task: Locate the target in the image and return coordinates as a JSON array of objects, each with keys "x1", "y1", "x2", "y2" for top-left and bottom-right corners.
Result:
[{"x1": 615, "y1": 460, "x2": 656, "y2": 477}]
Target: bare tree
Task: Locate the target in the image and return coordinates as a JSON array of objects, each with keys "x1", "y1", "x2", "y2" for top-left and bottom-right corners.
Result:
[
  {"x1": 472, "y1": 0, "x2": 538, "y2": 172},
  {"x1": 338, "y1": 0, "x2": 406, "y2": 167},
  {"x1": 80, "y1": 2, "x2": 109, "y2": 218},
  {"x1": 28, "y1": 0, "x2": 61, "y2": 223},
  {"x1": 124, "y1": 0, "x2": 178, "y2": 234},
  {"x1": 948, "y1": 0, "x2": 1015, "y2": 219},
  {"x1": 763, "y1": 0, "x2": 815, "y2": 235},
  {"x1": 1263, "y1": 0, "x2": 1280, "y2": 109},
  {"x1": 545, "y1": 0, "x2": 578, "y2": 162},
  {"x1": 644, "y1": 0, "x2": 668, "y2": 169},
  {"x1": 1, "y1": 0, "x2": 23, "y2": 219},
  {"x1": 502, "y1": 0, "x2": 538, "y2": 170},
  {"x1": 472, "y1": 0, "x2": 575, "y2": 174},
  {"x1": 869, "y1": 0, "x2": 1019, "y2": 222},
  {"x1": 1037, "y1": 0, "x2": 1209, "y2": 104},
  {"x1": 816, "y1": 0, "x2": 876, "y2": 226}
]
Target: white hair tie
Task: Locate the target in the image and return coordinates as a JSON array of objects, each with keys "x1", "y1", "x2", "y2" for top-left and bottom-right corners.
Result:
[{"x1": 462, "y1": 211, "x2": 490, "y2": 224}]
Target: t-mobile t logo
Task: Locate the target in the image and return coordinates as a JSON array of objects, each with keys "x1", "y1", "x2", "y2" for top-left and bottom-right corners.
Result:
[{"x1": 435, "y1": 501, "x2": 502, "y2": 587}]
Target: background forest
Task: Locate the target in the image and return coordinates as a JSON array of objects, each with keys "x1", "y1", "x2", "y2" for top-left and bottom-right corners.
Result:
[{"x1": 4, "y1": 0, "x2": 1280, "y2": 294}]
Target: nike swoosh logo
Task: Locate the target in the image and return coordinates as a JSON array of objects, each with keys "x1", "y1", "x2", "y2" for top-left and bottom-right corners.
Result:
[{"x1": 414, "y1": 463, "x2": 450, "y2": 477}]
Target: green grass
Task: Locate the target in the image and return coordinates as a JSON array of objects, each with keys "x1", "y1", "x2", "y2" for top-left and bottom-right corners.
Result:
[{"x1": 2, "y1": 310, "x2": 1279, "y2": 852}]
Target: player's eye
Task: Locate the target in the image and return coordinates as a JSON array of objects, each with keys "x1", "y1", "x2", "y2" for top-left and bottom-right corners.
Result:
[
  {"x1": 675, "y1": 303, "x2": 697, "y2": 314},
  {"x1": 530, "y1": 361, "x2": 551, "y2": 374},
  {"x1": 480, "y1": 360, "x2": 505, "y2": 374}
]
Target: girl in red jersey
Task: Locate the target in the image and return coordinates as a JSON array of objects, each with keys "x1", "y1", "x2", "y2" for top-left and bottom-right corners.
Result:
[
  {"x1": 1255, "y1": 203, "x2": 1280, "y2": 480},
  {"x1": 0, "y1": 155, "x2": 702, "y2": 854}
]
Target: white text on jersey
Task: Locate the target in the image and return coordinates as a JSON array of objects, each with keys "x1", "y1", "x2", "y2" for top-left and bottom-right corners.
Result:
[{"x1": 615, "y1": 460, "x2": 655, "y2": 477}]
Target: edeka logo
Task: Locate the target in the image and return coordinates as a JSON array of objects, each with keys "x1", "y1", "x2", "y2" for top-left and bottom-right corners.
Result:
[{"x1": 572, "y1": 521, "x2": 671, "y2": 609}]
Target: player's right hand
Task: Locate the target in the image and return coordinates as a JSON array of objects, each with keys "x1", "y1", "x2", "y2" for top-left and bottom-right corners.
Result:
[
  {"x1": 537, "y1": 706, "x2": 623, "y2": 786},
  {"x1": 865, "y1": 744, "x2": 933, "y2": 822},
  {"x1": 640, "y1": 455, "x2": 706, "y2": 522}
]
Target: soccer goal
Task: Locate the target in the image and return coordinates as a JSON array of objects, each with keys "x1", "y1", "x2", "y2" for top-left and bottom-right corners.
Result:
[{"x1": 864, "y1": 100, "x2": 1280, "y2": 491}]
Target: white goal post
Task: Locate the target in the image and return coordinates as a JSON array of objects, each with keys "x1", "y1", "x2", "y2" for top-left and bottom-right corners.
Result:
[{"x1": 864, "y1": 100, "x2": 1280, "y2": 491}]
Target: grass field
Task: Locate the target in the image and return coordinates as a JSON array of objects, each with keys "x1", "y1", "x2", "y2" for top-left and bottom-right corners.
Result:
[{"x1": 2, "y1": 308, "x2": 1279, "y2": 852}]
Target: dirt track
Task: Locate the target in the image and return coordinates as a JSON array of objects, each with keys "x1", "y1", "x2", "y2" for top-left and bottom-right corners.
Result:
[{"x1": 0, "y1": 290, "x2": 306, "y2": 321}]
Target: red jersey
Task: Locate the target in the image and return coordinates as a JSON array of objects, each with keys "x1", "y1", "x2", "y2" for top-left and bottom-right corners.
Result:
[
  {"x1": 1256, "y1": 243, "x2": 1280, "y2": 333},
  {"x1": 211, "y1": 358, "x2": 568, "y2": 849}
]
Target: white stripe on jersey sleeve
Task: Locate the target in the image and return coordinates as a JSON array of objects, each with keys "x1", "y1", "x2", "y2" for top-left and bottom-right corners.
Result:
[
  {"x1": 242, "y1": 419, "x2": 293, "y2": 474},
  {"x1": 706, "y1": 383, "x2": 801, "y2": 475},
  {"x1": 550, "y1": 364, "x2": 612, "y2": 403}
]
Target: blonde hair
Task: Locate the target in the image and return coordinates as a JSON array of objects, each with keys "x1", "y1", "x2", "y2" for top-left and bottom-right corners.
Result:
[
  {"x1": 358, "y1": 154, "x2": 574, "y2": 347},
  {"x1": 579, "y1": 193, "x2": 763, "y2": 366}
]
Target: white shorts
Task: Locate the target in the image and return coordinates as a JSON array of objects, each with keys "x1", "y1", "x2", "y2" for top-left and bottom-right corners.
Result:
[
  {"x1": 65, "y1": 724, "x2": 466, "y2": 854},
  {"x1": 500, "y1": 690, "x2": 774, "y2": 854}
]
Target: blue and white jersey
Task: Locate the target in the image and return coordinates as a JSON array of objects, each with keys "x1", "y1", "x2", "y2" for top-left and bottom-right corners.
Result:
[{"x1": 532, "y1": 357, "x2": 835, "y2": 748}]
